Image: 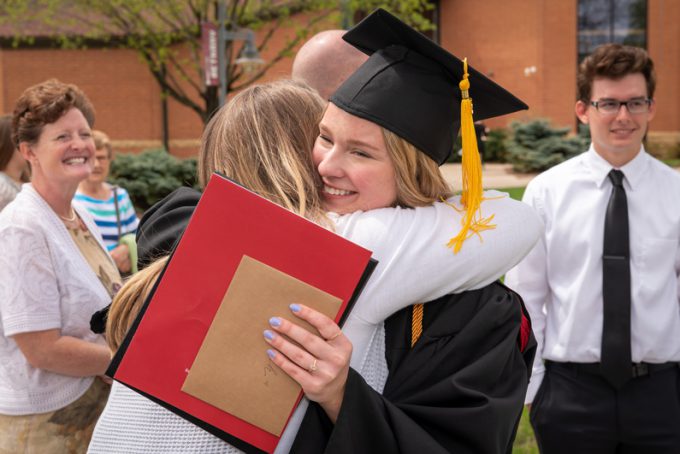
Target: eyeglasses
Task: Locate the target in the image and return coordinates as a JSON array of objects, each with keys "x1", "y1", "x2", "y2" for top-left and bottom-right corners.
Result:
[{"x1": 590, "y1": 98, "x2": 652, "y2": 115}]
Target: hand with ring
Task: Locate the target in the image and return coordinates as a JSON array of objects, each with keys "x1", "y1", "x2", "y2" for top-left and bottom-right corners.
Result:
[{"x1": 263, "y1": 303, "x2": 351, "y2": 422}]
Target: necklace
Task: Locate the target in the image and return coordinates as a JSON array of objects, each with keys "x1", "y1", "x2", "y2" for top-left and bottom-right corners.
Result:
[{"x1": 59, "y1": 208, "x2": 77, "y2": 223}]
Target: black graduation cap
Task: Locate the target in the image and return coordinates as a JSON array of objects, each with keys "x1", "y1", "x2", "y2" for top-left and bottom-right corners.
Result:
[{"x1": 330, "y1": 8, "x2": 528, "y2": 165}]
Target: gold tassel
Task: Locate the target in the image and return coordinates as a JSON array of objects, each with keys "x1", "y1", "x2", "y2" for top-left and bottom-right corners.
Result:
[
  {"x1": 446, "y1": 58, "x2": 496, "y2": 253},
  {"x1": 411, "y1": 303, "x2": 424, "y2": 347}
]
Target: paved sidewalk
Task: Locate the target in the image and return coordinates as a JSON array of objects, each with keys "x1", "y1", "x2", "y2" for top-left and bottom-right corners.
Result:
[
  {"x1": 441, "y1": 163, "x2": 537, "y2": 189},
  {"x1": 443, "y1": 162, "x2": 680, "y2": 189}
]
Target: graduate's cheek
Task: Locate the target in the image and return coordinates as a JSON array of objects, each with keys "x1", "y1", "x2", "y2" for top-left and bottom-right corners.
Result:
[{"x1": 350, "y1": 159, "x2": 398, "y2": 211}]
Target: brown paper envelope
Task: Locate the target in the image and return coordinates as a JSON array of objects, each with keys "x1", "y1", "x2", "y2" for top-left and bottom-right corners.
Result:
[{"x1": 181, "y1": 255, "x2": 342, "y2": 436}]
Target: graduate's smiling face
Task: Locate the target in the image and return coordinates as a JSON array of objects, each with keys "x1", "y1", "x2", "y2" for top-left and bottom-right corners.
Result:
[{"x1": 313, "y1": 103, "x2": 397, "y2": 214}]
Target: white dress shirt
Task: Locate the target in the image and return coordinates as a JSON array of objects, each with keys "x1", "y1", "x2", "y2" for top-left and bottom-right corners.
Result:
[{"x1": 505, "y1": 146, "x2": 680, "y2": 403}]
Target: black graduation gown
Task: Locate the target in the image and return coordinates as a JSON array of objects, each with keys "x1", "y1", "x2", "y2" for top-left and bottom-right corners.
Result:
[
  {"x1": 134, "y1": 188, "x2": 536, "y2": 453},
  {"x1": 291, "y1": 283, "x2": 536, "y2": 454},
  {"x1": 136, "y1": 186, "x2": 202, "y2": 270}
]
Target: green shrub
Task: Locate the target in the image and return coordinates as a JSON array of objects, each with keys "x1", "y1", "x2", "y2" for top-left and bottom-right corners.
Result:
[
  {"x1": 444, "y1": 127, "x2": 509, "y2": 163},
  {"x1": 506, "y1": 120, "x2": 585, "y2": 173},
  {"x1": 577, "y1": 123, "x2": 591, "y2": 142},
  {"x1": 109, "y1": 149, "x2": 199, "y2": 212},
  {"x1": 483, "y1": 128, "x2": 509, "y2": 162}
]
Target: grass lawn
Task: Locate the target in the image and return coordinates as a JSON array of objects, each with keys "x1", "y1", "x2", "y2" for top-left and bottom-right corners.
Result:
[
  {"x1": 513, "y1": 408, "x2": 539, "y2": 453},
  {"x1": 663, "y1": 158, "x2": 680, "y2": 167},
  {"x1": 496, "y1": 186, "x2": 526, "y2": 201},
  {"x1": 493, "y1": 186, "x2": 540, "y2": 453}
]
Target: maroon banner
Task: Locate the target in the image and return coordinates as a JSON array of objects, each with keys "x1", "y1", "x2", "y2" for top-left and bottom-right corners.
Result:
[{"x1": 202, "y1": 22, "x2": 219, "y2": 87}]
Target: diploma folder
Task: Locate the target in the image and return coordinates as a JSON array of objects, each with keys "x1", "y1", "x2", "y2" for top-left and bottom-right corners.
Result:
[{"x1": 107, "y1": 173, "x2": 376, "y2": 453}]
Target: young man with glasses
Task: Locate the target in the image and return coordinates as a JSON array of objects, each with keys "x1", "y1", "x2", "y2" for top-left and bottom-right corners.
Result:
[{"x1": 506, "y1": 43, "x2": 680, "y2": 453}]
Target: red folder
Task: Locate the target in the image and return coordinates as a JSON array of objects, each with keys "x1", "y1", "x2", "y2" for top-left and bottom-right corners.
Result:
[{"x1": 107, "y1": 173, "x2": 376, "y2": 453}]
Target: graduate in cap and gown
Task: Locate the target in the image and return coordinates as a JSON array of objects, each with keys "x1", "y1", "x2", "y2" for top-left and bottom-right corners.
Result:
[{"x1": 287, "y1": 9, "x2": 538, "y2": 453}]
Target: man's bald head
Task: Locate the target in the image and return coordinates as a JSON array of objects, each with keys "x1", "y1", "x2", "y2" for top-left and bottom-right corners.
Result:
[{"x1": 292, "y1": 30, "x2": 368, "y2": 100}]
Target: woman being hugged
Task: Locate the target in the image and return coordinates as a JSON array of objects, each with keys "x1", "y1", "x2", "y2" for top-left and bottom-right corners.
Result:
[{"x1": 0, "y1": 79, "x2": 118, "y2": 453}]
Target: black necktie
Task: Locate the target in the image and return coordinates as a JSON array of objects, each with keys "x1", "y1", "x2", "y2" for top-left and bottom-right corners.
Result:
[{"x1": 601, "y1": 169, "x2": 632, "y2": 388}]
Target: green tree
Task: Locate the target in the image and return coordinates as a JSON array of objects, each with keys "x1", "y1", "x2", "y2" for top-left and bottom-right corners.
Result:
[{"x1": 0, "y1": 0, "x2": 433, "y2": 124}]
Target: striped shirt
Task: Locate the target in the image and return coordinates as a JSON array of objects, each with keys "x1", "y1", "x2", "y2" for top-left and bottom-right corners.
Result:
[{"x1": 74, "y1": 186, "x2": 139, "y2": 251}]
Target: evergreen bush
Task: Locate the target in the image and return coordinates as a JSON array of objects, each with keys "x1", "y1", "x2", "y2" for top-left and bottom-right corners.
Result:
[
  {"x1": 506, "y1": 119, "x2": 585, "y2": 172},
  {"x1": 483, "y1": 128, "x2": 508, "y2": 162},
  {"x1": 444, "y1": 127, "x2": 509, "y2": 163},
  {"x1": 109, "y1": 149, "x2": 199, "y2": 213}
]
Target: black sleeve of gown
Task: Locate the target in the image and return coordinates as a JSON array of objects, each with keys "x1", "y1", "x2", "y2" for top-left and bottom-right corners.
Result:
[
  {"x1": 291, "y1": 283, "x2": 534, "y2": 454},
  {"x1": 136, "y1": 186, "x2": 201, "y2": 269}
]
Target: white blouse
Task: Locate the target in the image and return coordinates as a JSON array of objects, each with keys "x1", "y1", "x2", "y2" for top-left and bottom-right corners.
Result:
[{"x1": 0, "y1": 184, "x2": 111, "y2": 415}]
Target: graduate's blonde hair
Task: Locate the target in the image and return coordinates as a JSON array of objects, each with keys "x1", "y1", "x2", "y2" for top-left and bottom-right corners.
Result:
[
  {"x1": 106, "y1": 256, "x2": 168, "y2": 352},
  {"x1": 382, "y1": 128, "x2": 453, "y2": 208},
  {"x1": 199, "y1": 79, "x2": 328, "y2": 225}
]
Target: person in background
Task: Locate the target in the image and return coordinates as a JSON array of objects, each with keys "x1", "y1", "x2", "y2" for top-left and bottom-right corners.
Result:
[
  {"x1": 292, "y1": 29, "x2": 368, "y2": 100},
  {"x1": 75, "y1": 130, "x2": 139, "y2": 275},
  {"x1": 0, "y1": 114, "x2": 29, "y2": 211},
  {"x1": 506, "y1": 43, "x2": 680, "y2": 453},
  {"x1": 0, "y1": 79, "x2": 118, "y2": 453}
]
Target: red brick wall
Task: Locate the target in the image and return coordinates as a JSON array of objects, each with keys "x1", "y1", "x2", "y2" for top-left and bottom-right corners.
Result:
[
  {"x1": 540, "y1": 1, "x2": 578, "y2": 130},
  {"x1": 440, "y1": 0, "x2": 544, "y2": 129},
  {"x1": 1, "y1": 3, "x2": 678, "y2": 157},
  {"x1": 648, "y1": 0, "x2": 680, "y2": 141},
  {"x1": 0, "y1": 47, "x2": 175, "y2": 152},
  {"x1": 439, "y1": 0, "x2": 679, "y2": 142},
  {"x1": 0, "y1": 11, "x2": 336, "y2": 157}
]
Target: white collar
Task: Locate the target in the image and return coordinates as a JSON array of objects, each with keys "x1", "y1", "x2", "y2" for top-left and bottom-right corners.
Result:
[{"x1": 585, "y1": 144, "x2": 649, "y2": 191}]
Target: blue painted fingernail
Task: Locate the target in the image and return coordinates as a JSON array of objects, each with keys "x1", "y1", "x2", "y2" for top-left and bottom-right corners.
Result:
[
  {"x1": 267, "y1": 349, "x2": 276, "y2": 359},
  {"x1": 289, "y1": 304, "x2": 301, "y2": 313},
  {"x1": 264, "y1": 330, "x2": 275, "y2": 340},
  {"x1": 269, "y1": 317, "x2": 281, "y2": 327}
]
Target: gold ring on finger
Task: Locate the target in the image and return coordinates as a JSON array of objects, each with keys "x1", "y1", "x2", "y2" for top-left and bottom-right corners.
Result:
[{"x1": 326, "y1": 331, "x2": 342, "y2": 341}]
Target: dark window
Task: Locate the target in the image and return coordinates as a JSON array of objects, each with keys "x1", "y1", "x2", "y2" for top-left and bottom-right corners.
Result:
[{"x1": 578, "y1": 0, "x2": 647, "y2": 61}]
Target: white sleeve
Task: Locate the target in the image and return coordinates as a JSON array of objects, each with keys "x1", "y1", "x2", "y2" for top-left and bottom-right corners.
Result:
[
  {"x1": 0, "y1": 225, "x2": 62, "y2": 336},
  {"x1": 332, "y1": 190, "x2": 543, "y2": 324},
  {"x1": 504, "y1": 182, "x2": 550, "y2": 404},
  {"x1": 675, "y1": 234, "x2": 680, "y2": 311}
]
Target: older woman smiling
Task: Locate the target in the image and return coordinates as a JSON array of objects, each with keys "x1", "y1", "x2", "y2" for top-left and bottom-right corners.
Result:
[{"x1": 0, "y1": 79, "x2": 119, "y2": 452}]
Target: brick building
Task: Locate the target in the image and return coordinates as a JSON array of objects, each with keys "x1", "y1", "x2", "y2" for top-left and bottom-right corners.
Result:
[
  {"x1": 439, "y1": 0, "x2": 679, "y2": 154},
  {"x1": 1, "y1": 0, "x2": 678, "y2": 157}
]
